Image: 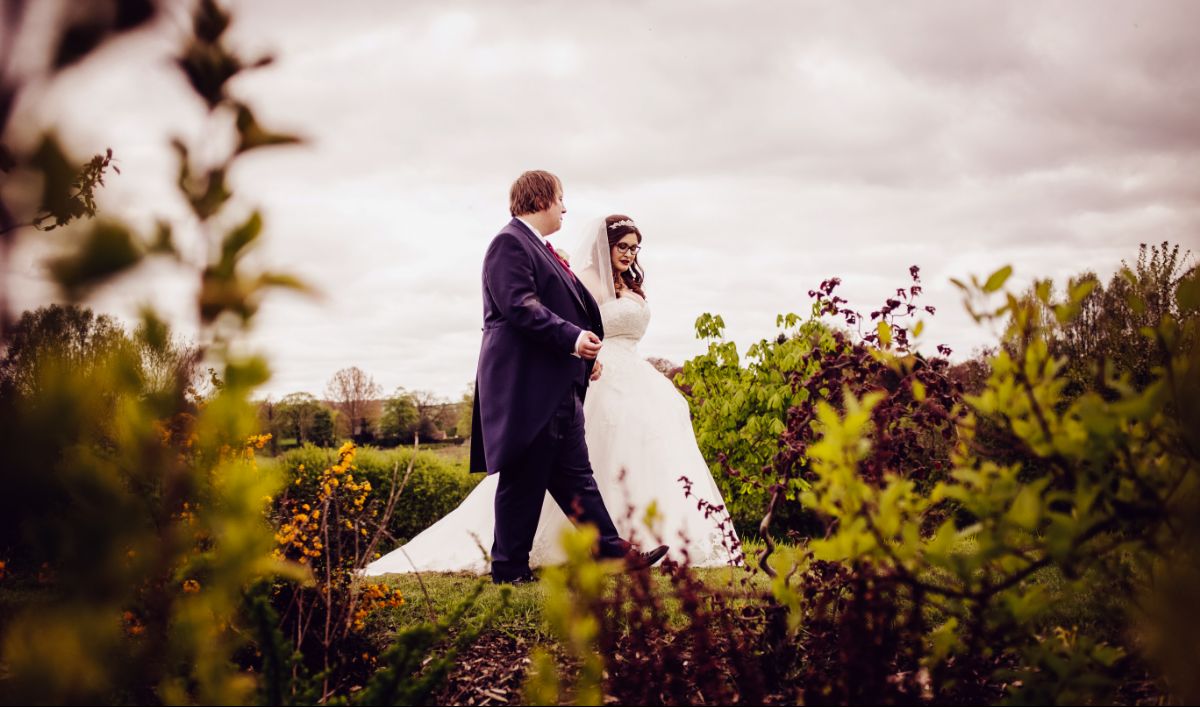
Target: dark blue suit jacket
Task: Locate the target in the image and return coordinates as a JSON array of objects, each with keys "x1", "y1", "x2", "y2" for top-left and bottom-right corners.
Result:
[{"x1": 469, "y1": 218, "x2": 604, "y2": 474}]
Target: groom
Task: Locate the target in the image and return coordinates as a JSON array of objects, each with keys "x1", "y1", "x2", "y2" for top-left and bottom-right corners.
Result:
[{"x1": 469, "y1": 170, "x2": 668, "y2": 584}]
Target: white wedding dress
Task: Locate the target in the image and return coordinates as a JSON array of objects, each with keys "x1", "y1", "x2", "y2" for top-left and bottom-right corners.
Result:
[{"x1": 364, "y1": 290, "x2": 739, "y2": 575}]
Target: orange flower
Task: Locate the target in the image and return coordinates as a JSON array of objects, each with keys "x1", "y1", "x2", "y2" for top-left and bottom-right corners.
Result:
[
  {"x1": 182, "y1": 579, "x2": 201, "y2": 593},
  {"x1": 122, "y1": 610, "x2": 145, "y2": 637}
]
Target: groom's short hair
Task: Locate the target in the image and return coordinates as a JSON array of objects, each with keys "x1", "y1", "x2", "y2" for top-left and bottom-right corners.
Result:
[{"x1": 509, "y1": 170, "x2": 561, "y2": 217}]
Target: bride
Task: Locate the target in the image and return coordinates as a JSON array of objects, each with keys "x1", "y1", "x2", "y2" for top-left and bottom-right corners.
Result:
[{"x1": 365, "y1": 215, "x2": 739, "y2": 575}]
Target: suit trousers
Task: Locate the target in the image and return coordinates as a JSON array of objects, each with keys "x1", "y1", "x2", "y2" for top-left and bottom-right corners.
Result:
[{"x1": 491, "y1": 385, "x2": 630, "y2": 582}]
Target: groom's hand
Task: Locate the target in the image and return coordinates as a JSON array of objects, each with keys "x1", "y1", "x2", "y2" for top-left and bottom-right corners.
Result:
[
  {"x1": 590, "y1": 362, "x2": 603, "y2": 381},
  {"x1": 576, "y1": 331, "x2": 603, "y2": 360}
]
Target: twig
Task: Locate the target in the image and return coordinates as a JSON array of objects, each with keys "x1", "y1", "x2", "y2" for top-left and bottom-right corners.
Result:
[{"x1": 757, "y1": 487, "x2": 782, "y2": 578}]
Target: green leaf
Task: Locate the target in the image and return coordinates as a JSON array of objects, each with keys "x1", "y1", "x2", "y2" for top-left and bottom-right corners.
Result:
[
  {"x1": 1035, "y1": 279, "x2": 1053, "y2": 304},
  {"x1": 137, "y1": 307, "x2": 171, "y2": 353},
  {"x1": 927, "y1": 518, "x2": 958, "y2": 557},
  {"x1": 148, "y1": 220, "x2": 177, "y2": 256},
  {"x1": 911, "y1": 379, "x2": 926, "y2": 402},
  {"x1": 1007, "y1": 483, "x2": 1043, "y2": 531},
  {"x1": 194, "y1": 0, "x2": 232, "y2": 43},
  {"x1": 1127, "y1": 293, "x2": 1146, "y2": 315},
  {"x1": 1176, "y1": 270, "x2": 1200, "y2": 312},
  {"x1": 1005, "y1": 586, "x2": 1048, "y2": 623},
  {"x1": 234, "y1": 104, "x2": 303, "y2": 154},
  {"x1": 255, "y1": 272, "x2": 314, "y2": 295},
  {"x1": 876, "y1": 321, "x2": 892, "y2": 348},
  {"x1": 983, "y1": 265, "x2": 1013, "y2": 293},
  {"x1": 694, "y1": 313, "x2": 726, "y2": 340},
  {"x1": 54, "y1": 16, "x2": 111, "y2": 69},
  {"x1": 1069, "y1": 278, "x2": 1098, "y2": 303},
  {"x1": 928, "y1": 618, "x2": 961, "y2": 664},
  {"x1": 47, "y1": 221, "x2": 143, "y2": 299},
  {"x1": 225, "y1": 355, "x2": 271, "y2": 391},
  {"x1": 185, "y1": 167, "x2": 231, "y2": 220},
  {"x1": 222, "y1": 211, "x2": 263, "y2": 265}
]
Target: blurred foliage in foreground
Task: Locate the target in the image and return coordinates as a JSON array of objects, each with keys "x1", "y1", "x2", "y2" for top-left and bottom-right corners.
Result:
[{"x1": 0, "y1": 1, "x2": 500, "y2": 703}]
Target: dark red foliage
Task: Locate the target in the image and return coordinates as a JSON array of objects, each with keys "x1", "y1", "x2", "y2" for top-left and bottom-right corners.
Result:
[
  {"x1": 599, "y1": 558, "x2": 797, "y2": 705},
  {"x1": 796, "y1": 561, "x2": 927, "y2": 705},
  {"x1": 773, "y1": 267, "x2": 966, "y2": 493}
]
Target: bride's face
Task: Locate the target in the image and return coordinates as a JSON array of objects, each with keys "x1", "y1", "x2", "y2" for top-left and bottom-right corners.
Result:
[{"x1": 611, "y1": 233, "x2": 640, "y2": 274}]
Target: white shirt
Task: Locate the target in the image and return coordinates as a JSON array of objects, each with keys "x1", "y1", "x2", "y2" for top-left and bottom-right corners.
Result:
[{"x1": 515, "y1": 216, "x2": 590, "y2": 358}]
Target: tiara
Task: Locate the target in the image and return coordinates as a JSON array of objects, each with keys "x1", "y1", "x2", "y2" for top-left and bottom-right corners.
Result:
[{"x1": 607, "y1": 219, "x2": 636, "y2": 231}]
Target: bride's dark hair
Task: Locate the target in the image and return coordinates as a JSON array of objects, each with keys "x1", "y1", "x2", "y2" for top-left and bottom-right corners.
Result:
[{"x1": 605, "y1": 214, "x2": 645, "y2": 300}]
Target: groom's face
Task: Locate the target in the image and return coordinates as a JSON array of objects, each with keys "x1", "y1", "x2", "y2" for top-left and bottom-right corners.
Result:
[{"x1": 542, "y1": 190, "x2": 566, "y2": 236}]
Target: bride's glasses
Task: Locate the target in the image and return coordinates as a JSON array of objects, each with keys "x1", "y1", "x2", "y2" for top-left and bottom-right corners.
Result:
[{"x1": 614, "y1": 243, "x2": 642, "y2": 255}]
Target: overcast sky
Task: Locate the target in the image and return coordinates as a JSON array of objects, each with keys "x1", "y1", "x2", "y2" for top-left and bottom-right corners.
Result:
[{"x1": 7, "y1": 0, "x2": 1200, "y2": 401}]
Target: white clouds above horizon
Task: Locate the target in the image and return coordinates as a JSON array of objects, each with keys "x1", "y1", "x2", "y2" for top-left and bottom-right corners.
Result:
[{"x1": 6, "y1": 0, "x2": 1199, "y2": 400}]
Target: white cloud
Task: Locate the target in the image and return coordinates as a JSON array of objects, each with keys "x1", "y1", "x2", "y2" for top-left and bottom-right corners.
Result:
[{"x1": 6, "y1": 0, "x2": 1199, "y2": 400}]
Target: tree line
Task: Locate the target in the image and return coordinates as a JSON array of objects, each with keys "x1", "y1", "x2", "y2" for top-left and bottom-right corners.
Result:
[
  {"x1": 258, "y1": 369, "x2": 472, "y2": 453},
  {"x1": 0, "y1": 306, "x2": 474, "y2": 455}
]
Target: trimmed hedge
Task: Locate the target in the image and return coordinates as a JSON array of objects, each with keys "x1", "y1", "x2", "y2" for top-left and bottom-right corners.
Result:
[{"x1": 270, "y1": 444, "x2": 483, "y2": 543}]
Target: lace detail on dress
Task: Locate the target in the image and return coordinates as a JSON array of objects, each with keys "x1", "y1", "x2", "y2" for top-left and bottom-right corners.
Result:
[{"x1": 599, "y1": 291, "x2": 650, "y2": 344}]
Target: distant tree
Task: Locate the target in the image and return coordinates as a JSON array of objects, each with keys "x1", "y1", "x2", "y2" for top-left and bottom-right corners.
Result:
[
  {"x1": 0, "y1": 304, "x2": 203, "y2": 402},
  {"x1": 0, "y1": 304, "x2": 128, "y2": 397},
  {"x1": 311, "y1": 408, "x2": 335, "y2": 448},
  {"x1": 277, "y1": 392, "x2": 322, "y2": 445},
  {"x1": 456, "y1": 384, "x2": 474, "y2": 439},
  {"x1": 378, "y1": 388, "x2": 419, "y2": 444},
  {"x1": 1025, "y1": 242, "x2": 1197, "y2": 396},
  {"x1": 410, "y1": 389, "x2": 448, "y2": 440},
  {"x1": 324, "y1": 366, "x2": 381, "y2": 438},
  {"x1": 130, "y1": 319, "x2": 203, "y2": 398},
  {"x1": 433, "y1": 401, "x2": 460, "y2": 439},
  {"x1": 258, "y1": 397, "x2": 280, "y2": 455}
]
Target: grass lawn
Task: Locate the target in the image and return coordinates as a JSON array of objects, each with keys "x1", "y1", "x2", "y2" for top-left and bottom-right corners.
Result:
[{"x1": 368, "y1": 538, "x2": 798, "y2": 640}]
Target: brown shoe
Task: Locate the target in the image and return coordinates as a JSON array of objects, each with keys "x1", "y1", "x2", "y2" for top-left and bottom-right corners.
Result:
[{"x1": 625, "y1": 544, "x2": 669, "y2": 571}]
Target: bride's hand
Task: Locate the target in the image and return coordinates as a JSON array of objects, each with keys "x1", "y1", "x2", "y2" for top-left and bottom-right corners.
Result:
[{"x1": 590, "y1": 362, "x2": 603, "y2": 381}]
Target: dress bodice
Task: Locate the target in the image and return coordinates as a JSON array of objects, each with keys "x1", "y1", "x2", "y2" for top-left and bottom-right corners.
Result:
[{"x1": 599, "y1": 291, "x2": 650, "y2": 347}]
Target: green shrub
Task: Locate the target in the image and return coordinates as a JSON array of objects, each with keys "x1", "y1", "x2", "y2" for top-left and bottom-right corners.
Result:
[{"x1": 275, "y1": 445, "x2": 483, "y2": 546}]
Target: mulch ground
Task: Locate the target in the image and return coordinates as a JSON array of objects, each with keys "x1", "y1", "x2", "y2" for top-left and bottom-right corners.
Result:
[
  {"x1": 430, "y1": 630, "x2": 1168, "y2": 706},
  {"x1": 432, "y1": 632, "x2": 537, "y2": 706}
]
